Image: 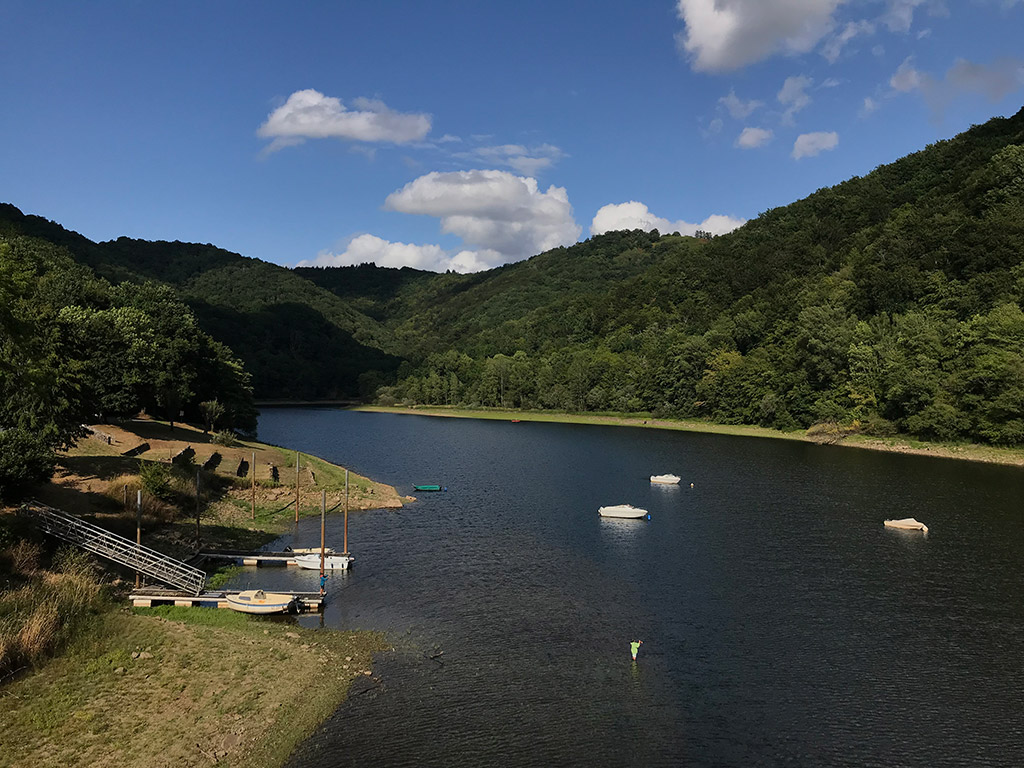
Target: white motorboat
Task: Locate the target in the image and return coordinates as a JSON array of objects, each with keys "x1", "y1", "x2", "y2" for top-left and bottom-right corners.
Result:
[
  {"x1": 225, "y1": 589, "x2": 295, "y2": 614},
  {"x1": 884, "y1": 517, "x2": 929, "y2": 533},
  {"x1": 650, "y1": 474, "x2": 681, "y2": 484},
  {"x1": 598, "y1": 504, "x2": 650, "y2": 519},
  {"x1": 293, "y1": 553, "x2": 353, "y2": 570}
]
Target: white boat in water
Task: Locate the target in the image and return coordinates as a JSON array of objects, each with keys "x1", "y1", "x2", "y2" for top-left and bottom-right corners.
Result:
[
  {"x1": 598, "y1": 504, "x2": 650, "y2": 519},
  {"x1": 650, "y1": 474, "x2": 681, "y2": 484},
  {"x1": 884, "y1": 517, "x2": 929, "y2": 533},
  {"x1": 225, "y1": 589, "x2": 296, "y2": 614},
  {"x1": 293, "y1": 553, "x2": 353, "y2": 571}
]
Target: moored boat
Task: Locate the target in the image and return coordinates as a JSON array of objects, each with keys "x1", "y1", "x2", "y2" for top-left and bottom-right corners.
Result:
[
  {"x1": 650, "y1": 474, "x2": 681, "y2": 484},
  {"x1": 414, "y1": 484, "x2": 444, "y2": 491},
  {"x1": 598, "y1": 504, "x2": 650, "y2": 519},
  {"x1": 884, "y1": 517, "x2": 929, "y2": 533},
  {"x1": 225, "y1": 589, "x2": 296, "y2": 614},
  {"x1": 294, "y1": 553, "x2": 353, "y2": 570}
]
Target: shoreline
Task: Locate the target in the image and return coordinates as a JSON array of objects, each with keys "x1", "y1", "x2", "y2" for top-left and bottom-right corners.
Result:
[
  {"x1": 0, "y1": 420, "x2": 403, "y2": 767},
  {"x1": 352, "y1": 404, "x2": 1024, "y2": 469}
]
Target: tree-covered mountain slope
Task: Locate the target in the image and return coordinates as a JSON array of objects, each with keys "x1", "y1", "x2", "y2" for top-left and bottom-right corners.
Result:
[
  {"x1": 3, "y1": 106, "x2": 1023, "y2": 445},
  {"x1": 0, "y1": 205, "x2": 402, "y2": 399},
  {"x1": 373, "y1": 107, "x2": 1024, "y2": 445}
]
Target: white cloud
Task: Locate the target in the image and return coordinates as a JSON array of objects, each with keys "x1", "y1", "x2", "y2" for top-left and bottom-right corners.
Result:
[
  {"x1": 883, "y1": 0, "x2": 925, "y2": 32},
  {"x1": 821, "y1": 20, "x2": 875, "y2": 63},
  {"x1": 821, "y1": 77, "x2": 842, "y2": 87},
  {"x1": 590, "y1": 201, "x2": 746, "y2": 237},
  {"x1": 675, "y1": 0, "x2": 844, "y2": 72},
  {"x1": 298, "y1": 233, "x2": 489, "y2": 274},
  {"x1": 736, "y1": 127, "x2": 774, "y2": 148},
  {"x1": 890, "y1": 56, "x2": 1024, "y2": 116},
  {"x1": 890, "y1": 57, "x2": 923, "y2": 92},
  {"x1": 778, "y1": 75, "x2": 814, "y2": 124},
  {"x1": 719, "y1": 89, "x2": 764, "y2": 119},
  {"x1": 792, "y1": 131, "x2": 839, "y2": 159},
  {"x1": 860, "y1": 96, "x2": 880, "y2": 117},
  {"x1": 258, "y1": 89, "x2": 431, "y2": 153},
  {"x1": 438, "y1": 134, "x2": 462, "y2": 143},
  {"x1": 454, "y1": 143, "x2": 565, "y2": 176},
  {"x1": 384, "y1": 170, "x2": 581, "y2": 265}
]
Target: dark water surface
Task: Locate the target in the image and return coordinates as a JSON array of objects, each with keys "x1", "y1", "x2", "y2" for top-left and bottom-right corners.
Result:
[{"x1": 246, "y1": 409, "x2": 1024, "y2": 767}]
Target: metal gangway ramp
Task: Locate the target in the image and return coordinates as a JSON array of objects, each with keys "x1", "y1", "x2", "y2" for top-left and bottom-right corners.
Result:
[{"x1": 20, "y1": 501, "x2": 206, "y2": 595}]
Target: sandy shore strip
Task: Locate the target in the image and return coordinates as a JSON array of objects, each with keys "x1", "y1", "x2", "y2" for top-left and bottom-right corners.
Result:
[{"x1": 353, "y1": 405, "x2": 1024, "y2": 469}]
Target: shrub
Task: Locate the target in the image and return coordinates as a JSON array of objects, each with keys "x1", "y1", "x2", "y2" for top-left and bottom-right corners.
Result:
[
  {"x1": 138, "y1": 460, "x2": 173, "y2": 501},
  {"x1": 211, "y1": 430, "x2": 238, "y2": 447}
]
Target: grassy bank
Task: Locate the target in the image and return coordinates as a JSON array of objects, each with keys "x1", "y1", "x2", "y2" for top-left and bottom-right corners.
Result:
[
  {"x1": 356, "y1": 404, "x2": 1024, "y2": 468},
  {"x1": 1, "y1": 418, "x2": 403, "y2": 767},
  {"x1": 0, "y1": 605, "x2": 385, "y2": 768}
]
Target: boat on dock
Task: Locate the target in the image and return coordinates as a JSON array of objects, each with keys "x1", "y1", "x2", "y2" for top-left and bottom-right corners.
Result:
[
  {"x1": 884, "y1": 517, "x2": 929, "y2": 533},
  {"x1": 294, "y1": 553, "x2": 353, "y2": 570},
  {"x1": 650, "y1": 474, "x2": 681, "y2": 484},
  {"x1": 598, "y1": 504, "x2": 650, "y2": 519},
  {"x1": 225, "y1": 589, "x2": 296, "y2": 614}
]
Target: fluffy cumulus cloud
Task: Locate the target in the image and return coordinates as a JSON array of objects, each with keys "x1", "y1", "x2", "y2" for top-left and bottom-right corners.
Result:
[
  {"x1": 590, "y1": 201, "x2": 746, "y2": 237},
  {"x1": 453, "y1": 143, "x2": 565, "y2": 176},
  {"x1": 736, "y1": 127, "x2": 774, "y2": 148},
  {"x1": 792, "y1": 131, "x2": 839, "y2": 158},
  {"x1": 258, "y1": 89, "x2": 431, "y2": 153},
  {"x1": 298, "y1": 234, "x2": 488, "y2": 274},
  {"x1": 675, "y1": 0, "x2": 843, "y2": 72},
  {"x1": 384, "y1": 170, "x2": 582, "y2": 266}
]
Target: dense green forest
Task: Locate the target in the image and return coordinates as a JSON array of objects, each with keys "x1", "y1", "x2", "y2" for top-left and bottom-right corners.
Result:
[
  {"x1": 0, "y1": 206, "x2": 402, "y2": 400},
  {"x1": 2, "y1": 106, "x2": 1023, "y2": 467},
  {"x1": 315, "y1": 107, "x2": 1024, "y2": 445},
  {"x1": 0, "y1": 232, "x2": 257, "y2": 499}
]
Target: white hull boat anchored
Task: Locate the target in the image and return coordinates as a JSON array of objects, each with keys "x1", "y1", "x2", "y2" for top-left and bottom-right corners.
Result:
[
  {"x1": 293, "y1": 553, "x2": 353, "y2": 571},
  {"x1": 225, "y1": 589, "x2": 296, "y2": 614},
  {"x1": 650, "y1": 474, "x2": 681, "y2": 485},
  {"x1": 599, "y1": 504, "x2": 650, "y2": 519},
  {"x1": 884, "y1": 517, "x2": 929, "y2": 533}
]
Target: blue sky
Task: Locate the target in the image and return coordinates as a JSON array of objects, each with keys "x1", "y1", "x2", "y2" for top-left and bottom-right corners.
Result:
[{"x1": 2, "y1": 0, "x2": 1022, "y2": 272}]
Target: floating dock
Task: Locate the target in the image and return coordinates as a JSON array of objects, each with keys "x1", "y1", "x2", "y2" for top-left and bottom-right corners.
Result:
[
  {"x1": 198, "y1": 548, "x2": 338, "y2": 567},
  {"x1": 130, "y1": 587, "x2": 324, "y2": 612}
]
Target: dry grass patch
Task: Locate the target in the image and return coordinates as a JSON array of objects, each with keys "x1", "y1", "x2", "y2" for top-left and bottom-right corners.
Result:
[{"x1": 0, "y1": 608, "x2": 386, "y2": 768}]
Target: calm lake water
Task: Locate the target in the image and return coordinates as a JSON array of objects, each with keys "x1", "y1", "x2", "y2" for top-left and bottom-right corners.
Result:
[{"x1": 244, "y1": 409, "x2": 1024, "y2": 767}]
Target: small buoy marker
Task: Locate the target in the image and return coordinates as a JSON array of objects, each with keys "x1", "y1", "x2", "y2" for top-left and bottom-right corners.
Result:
[
  {"x1": 689, "y1": 482, "x2": 694, "y2": 488},
  {"x1": 630, "y1": 639, "x2": 643, "y2": 661}
]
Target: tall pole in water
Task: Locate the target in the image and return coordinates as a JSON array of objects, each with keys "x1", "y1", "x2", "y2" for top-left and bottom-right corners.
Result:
[
  {"x1": 343, "y1": 469, "x2": 349, "y2": 555},
  {"x1": 251, "y1": 451, "x2": 256, "y2": 521},
  {"x1": 294, "y1": 451, "x2": 300, "y2": 523}
]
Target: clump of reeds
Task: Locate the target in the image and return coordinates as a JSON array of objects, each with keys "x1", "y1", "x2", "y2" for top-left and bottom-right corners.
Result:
[
  {"x1": 103, "y1": 473, "x2": 178, "y2": 522},
  {"x1": 0, "y1": 545, "x2": 105, "y2": 681}
]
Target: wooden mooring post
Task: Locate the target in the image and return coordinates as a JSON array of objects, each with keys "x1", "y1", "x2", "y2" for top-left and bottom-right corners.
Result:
[
  {"x1": 251, "y1": 451, "x2": 256, "y2": 521},
  {"x1": 195, "y1": 470, "x2": 201, "y2": 546},
  {"x1": 135, "y1": 490, "x2": 142, "y2": 589}
]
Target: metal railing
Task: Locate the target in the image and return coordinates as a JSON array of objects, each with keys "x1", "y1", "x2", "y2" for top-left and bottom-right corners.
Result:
[{"x1": 20, "y1": 501, "x2": 206, "y2": 595}]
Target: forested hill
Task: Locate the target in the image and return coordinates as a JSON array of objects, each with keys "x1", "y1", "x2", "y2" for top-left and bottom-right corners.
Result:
[
  {"x1": 0, "y1": 205, "x2": 402, "y2": 399},
  {"x1": 373, "y1": 107, "x2": 1024, "y2": 445},
  {"x1": 3, "y1": 106, "x2": 1023, "y2": 446}
]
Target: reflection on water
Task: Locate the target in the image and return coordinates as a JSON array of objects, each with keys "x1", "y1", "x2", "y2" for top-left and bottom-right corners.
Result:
[{"x1": 243, "y1": 409, "x2": 1024, "y2": 768}]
